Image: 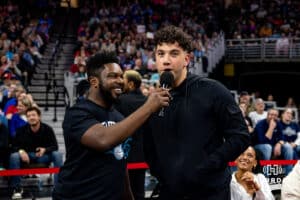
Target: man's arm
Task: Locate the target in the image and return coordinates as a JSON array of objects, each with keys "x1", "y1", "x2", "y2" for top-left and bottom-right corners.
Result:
[
  {"x1": 265, "y1": 119, "x2": 276, "y2": 140},
  {"x1": 255, "y1": 122, "x2": 272, "y2": 144},
  {"x1": 81, "y1": 89, "x2": 170, "y2": 152},
  {"x1": 44, "y1": 124, "x2": 59, "y2": 153},
  {"x1": 206, "y1": 82, "x2": 250, "y2": 168}
]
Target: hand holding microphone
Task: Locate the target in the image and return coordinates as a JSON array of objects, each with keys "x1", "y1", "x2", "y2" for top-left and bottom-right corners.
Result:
[
  {"x1": 144, "y1": 71, "x2": 174, "y2": 114},
  {"x1": 158, "y1": 71, "x2": 174, "y2": 117}
]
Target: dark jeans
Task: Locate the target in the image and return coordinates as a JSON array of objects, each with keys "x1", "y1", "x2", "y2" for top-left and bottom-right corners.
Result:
[{"x1": 9, "y1": 151, "x2": 63, "y2": 188}]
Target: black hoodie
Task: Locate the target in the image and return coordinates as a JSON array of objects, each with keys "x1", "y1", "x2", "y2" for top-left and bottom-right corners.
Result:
[{"x1": 144, "y1": 73, "x2": 250, "y2": 198}]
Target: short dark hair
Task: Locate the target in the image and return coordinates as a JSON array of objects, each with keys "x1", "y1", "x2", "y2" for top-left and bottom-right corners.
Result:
[
  {"x1": 239, "y1": 91, "x2": 249, "y2": 96},
  {"x1": 154, "y1": 25, "x2": 193, "y2": 53},
  {"x1": 86, "y1": 51, "x2": 119, "y2": 78},
  {"x1": 76, "y1": 79, "x2": 90, "y2": 96},
  {"x1": 26, "y1": 106, "x2": 41, "y2": 116}
]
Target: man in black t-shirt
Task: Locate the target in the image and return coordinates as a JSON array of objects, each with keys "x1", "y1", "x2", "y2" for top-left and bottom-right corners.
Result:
[{"x1": 53, "y1": 52, "x2": 170, "y2": 200}]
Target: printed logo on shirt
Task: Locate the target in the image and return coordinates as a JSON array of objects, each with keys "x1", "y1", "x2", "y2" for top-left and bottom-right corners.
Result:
[
  {"x1": 282, "y1": 126, "x2": 297, "y2": 137},
  {"x1": 101, "y1": 121, "x2": 132, "y2": 160}
]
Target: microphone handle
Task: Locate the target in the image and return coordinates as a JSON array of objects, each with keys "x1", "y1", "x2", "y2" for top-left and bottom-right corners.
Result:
[
  {"x1": 158, "y1": 84, "x2": 168, "y2": 117},
  {"x1": 158, "y1": 107, "x2": 165, "y2": 117}
]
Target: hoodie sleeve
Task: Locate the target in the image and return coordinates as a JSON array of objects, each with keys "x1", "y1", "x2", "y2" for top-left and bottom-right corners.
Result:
[{"x1": 206, "y1": 81, "x2": 250, "y2": 169}]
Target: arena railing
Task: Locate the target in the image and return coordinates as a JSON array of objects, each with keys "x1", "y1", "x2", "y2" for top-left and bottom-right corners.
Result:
[{"x1": 226, "y1": 37, "x2": 300, "y2": 62}]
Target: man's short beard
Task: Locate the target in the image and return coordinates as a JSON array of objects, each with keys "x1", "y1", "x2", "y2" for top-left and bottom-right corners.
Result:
[
  {"x1": 99, "y1": 83, "x2": 118, "y2": 105},
  {"x1": 29, "y1": 121, "x2": 39, "y2": 127}
]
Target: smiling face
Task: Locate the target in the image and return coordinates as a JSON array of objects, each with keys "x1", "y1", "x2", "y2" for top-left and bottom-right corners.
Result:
[
  {"x1": 155, "y1": 42, "x2": 190, "y2": 87},
  {"x1": 26, "y1": 110, "x2": 41, "y2": 126},
  {"x1": 236, "y1": 146, "x2": 257, "y2": 172},
  {"x1": 17, "y1": 101, "x2": 27, "y2": 114},
  {"x1": 98, "y1": 63, "x2": 124, "y2": 104},
  {"x1": 282, "y1": 108, "x2": 293, "y2": 124}
]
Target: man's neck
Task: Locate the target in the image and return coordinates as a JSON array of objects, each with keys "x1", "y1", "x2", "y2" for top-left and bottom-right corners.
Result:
[
  {"x1": 88, "y1": 95, "x2": 112, "y2": 109},
  {"x1": 31, "y1": 122, "x2": 41, "y2": 133}
]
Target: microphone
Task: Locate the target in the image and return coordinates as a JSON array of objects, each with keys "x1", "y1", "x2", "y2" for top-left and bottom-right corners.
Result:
[{"x1": 158, "y1": 71, "x2": 174, "y2": 117}]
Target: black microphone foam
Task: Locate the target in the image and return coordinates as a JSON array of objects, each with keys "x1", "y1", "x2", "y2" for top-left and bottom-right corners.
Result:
[
  {"x1": 159, "y1": 71, "x2": 174, "y2": 89},
  {"x1": 158, "y1": 71, "x2": 174, "y2": 117}
]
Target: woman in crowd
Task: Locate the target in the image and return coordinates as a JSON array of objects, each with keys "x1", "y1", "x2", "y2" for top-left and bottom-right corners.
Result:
[{"x1": 231, "y1": 146, "x2": 274, "y2": 200}]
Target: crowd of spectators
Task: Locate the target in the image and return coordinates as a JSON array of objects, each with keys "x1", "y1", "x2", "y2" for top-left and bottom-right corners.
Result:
[
  {"x1": 225, "y1": 0, "x2": 300, "y2": 39},
  {"x1": 1, "y1": 0, "x2": 300, "y2": 198},
  {"x1": 237, "y1": 91, "x2": 300, "y2": 175},
  {"x1": 0, "y1": 2, "x2": 63, "y2": 198},
  {"x1": 0, "y1": 3, "x2": 54, "y2": 88},
  {"x1": 68, "y1": 0, "x2": 225, "y2": 89},
  {"x1": 67, "y1": 0, "x2": 300, "y2": 168}
]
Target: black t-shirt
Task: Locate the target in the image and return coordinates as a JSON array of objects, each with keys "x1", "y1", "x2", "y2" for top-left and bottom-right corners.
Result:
[{"x1": 53, "y1": 99, "x2": 130, "y2": 200}]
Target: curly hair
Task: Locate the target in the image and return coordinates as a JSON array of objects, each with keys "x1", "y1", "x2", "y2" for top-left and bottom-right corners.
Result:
[
  {"x1": 154, "y1": 25, "x2": 193, "y2": 53},
  {"x1": 86, "y1": 51, "x2": 119, "y2": 78}
]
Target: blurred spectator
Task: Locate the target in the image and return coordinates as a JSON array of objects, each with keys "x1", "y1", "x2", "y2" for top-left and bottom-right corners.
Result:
[
  {"x1": 285, "y1": 97, "x2": 297, "y2": 109},
  {"x1": 9, "y1": 107, "x2": 63, "y2": 199},
  {"x1": 253, "y1": 108, "x2": 294, "y2": 174},
  {"x1": 73, "y1": 63, "x2": 87, "y2": 83},
  {"x1": 275, "y1": 33, "x2": 289, "y2": 55},
  {"x1": 9, "y1": 96, "x2": 32, "y2": 138},
  {"x1": 248, "y1": 98, "x2": 267, "y2": 128},
  {"x1": 4, "y1": 85, "x2": 26, "y2": 120},
  {"x1": 278, "y1": 108, "x2": 300, "y2": 158},
  {"x1": 258, "y1": 23, "x2": 273, "y2": 38},
  {"x1": 76, "y1": 79, "x2": 89, "y2": 103},
  {"x1": 74, "y1": 45, "x2": 90, "y2": 66},
  {"x1": 239, "y1": 91, "x2": 253, "y2": 115},
  {"x1": 0, "y1": 54, "x2": 9, "y2": 77},
  {"x1": 267, "y1": 94, "x2": 274, "y2": 101},
  {"x1": 239, "y1": 102, "x2": 254, "y2": 134},
  {"x1": 3, "y1": 85, "x2": 25, "y2": 118}
]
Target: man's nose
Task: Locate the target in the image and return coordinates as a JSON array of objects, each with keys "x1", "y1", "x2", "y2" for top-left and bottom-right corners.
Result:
[
  {"x1": 117, "y1": 76, "x2": 124, "y2": 84},
  {"x1": 162, "y1": 54, "x2": 171, "y2": 64}
]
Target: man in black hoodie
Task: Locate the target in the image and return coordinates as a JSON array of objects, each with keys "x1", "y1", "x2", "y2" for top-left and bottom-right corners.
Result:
[{"x1": 143, "y1": 25, "x2": 250, "y2": 200}]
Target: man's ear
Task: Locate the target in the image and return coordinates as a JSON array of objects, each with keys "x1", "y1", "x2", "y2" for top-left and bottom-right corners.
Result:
[
  {"x1": 128, "y1": 81, "x2": 134, "y2": 90},
  {"x1": 89, "y1": 77, "x2": 98, "y2": 88},
  {"x1": 184, "y1": 53, "x2": 191, "y2": 67}
]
